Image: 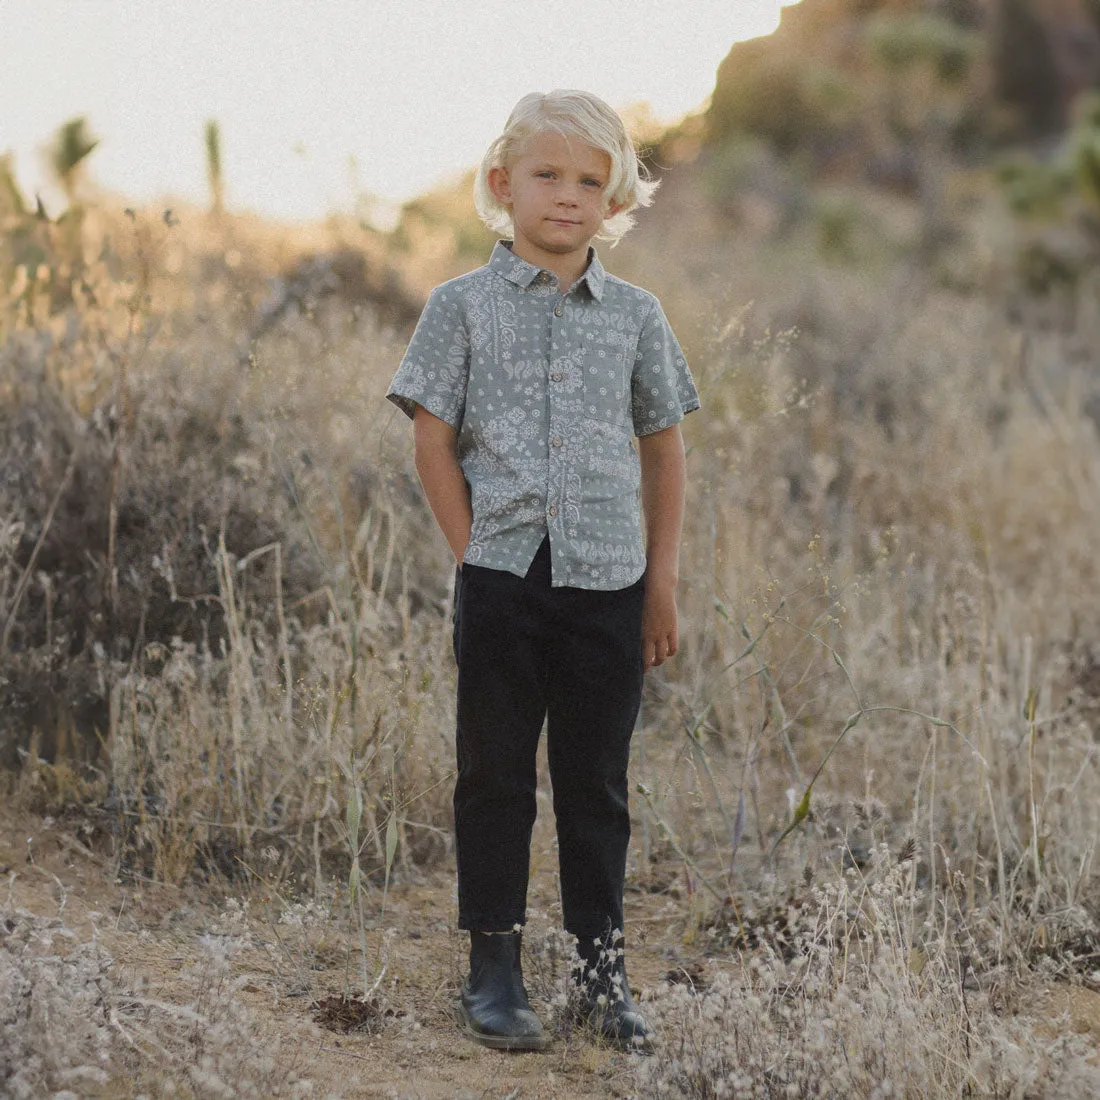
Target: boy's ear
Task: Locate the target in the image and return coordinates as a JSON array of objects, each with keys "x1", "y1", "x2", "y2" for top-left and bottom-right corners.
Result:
[
  {"x1": 605, "y1": 198, "x2": 626, "y2": 219},
  {"x1": 487, "y1": 165, "x2": 513, "y2": 205}
]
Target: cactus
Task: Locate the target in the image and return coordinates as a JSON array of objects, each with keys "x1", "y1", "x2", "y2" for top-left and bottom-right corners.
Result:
[
  {"x1": 0, "y1": 153, "x2": 27, "y2": 218},
  {"x1": 205, "y1": 119, "x2": 224, "y2": 216},
  {"x1": 996, "y1": 155, "x2": 1072, "y2": 219},
  {"x1": 1065, "y1": 93, "x2": 1100, "y2": 215},
  {"x1": 990, "y1": 0, "x2": 1063, "y2": 136},
  {"x1": 1074, "y1": 130, "x2": 1100, "y2": 215},
  {"x1": 49, "y1": 117, "x2": 98, "y2": 204},
  {"x1": 867, "y1": 12, "x2": 977, "y2": 85}
]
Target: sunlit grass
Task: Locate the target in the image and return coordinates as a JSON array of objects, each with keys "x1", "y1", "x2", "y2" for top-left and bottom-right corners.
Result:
[{"x1": 4, "y1": 180, "x2": 1100, "y2": 1095}]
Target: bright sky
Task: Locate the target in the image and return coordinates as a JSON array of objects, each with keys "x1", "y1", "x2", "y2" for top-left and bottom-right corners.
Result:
[{"x1": 2, "y1": 0, "x2": 799, "y2": 224}]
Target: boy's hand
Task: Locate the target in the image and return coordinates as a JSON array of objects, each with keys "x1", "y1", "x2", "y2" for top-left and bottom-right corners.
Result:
[
  {"x1": 637, "y1": 424, "x2": 686, "y2": 671},
  {"x1": 413, "y1": 406, "x2": 472, "y2": 565},
  {"x1": 642, "y1": 577, "x2": 678, "y2": 670}
]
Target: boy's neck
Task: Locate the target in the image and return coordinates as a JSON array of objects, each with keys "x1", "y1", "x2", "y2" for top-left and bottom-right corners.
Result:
[{"x1": 507, "y1": 237, "x2": 592, "y2": 292}]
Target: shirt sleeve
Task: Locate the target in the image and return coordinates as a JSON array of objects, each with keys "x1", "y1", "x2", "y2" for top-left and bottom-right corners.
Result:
[
  {"x1": 630, "y1": 299, "x2": 701, "y2": 437},
  {"x1": 386, "y1": 285, "x2": 470, "y2": 427}
]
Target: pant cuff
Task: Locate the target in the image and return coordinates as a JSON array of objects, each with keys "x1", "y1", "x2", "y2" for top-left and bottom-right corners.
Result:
[{"x1": 563, "y1": 915, "x2": 624, "y2": 940}]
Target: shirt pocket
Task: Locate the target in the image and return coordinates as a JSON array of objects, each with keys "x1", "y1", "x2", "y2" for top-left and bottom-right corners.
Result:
[{"x1": 579, "y1": 345, "x2": 631, "y2": 428}]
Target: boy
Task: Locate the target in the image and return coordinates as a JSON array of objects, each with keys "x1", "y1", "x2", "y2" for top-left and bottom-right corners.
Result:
[{"x1": 387, "y1": 89, "x2": 699, "y2": 1052}]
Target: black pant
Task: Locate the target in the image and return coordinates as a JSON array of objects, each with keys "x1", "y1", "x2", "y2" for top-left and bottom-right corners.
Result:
[{"x1": 452, "y1": 537, "x2": 645, "y2": 937}]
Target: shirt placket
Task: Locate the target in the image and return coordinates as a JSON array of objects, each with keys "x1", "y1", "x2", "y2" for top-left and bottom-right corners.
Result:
[{"x1": 546, "y1": 287, "x2": 571, "y2": 579}]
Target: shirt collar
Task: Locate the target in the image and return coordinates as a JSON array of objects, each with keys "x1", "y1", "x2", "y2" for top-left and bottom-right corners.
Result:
[{"x1": 489, "y1": 240, "x2": 606, "y2": 302}]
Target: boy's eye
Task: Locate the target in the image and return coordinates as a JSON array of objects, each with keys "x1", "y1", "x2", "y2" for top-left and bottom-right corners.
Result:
[
  {"x1": 536, "y1": 170, "x2": 555, "y2": 179},
  {"x1": 583, "y1": 179, "x2": 602, "y2": 188}
]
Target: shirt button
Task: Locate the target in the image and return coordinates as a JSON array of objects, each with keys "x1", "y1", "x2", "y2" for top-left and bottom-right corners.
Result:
[
  {"x1": 551, "y1": 371, "x2": 563, "y2": 382},
  {"x1": 554, "y1": 305, "x2": 563, "y2": 317},
  {"x1": 548, "y1": 505, "x2": 559, "y2": 517},
  {"x1": 551, "y1": 436, "x2": 563, "y2": 448}
]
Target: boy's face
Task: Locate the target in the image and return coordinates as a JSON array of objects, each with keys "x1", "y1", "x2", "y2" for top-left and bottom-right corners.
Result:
[{"x1": 488, "y1": 130, "x2": 623, "y2": 274}]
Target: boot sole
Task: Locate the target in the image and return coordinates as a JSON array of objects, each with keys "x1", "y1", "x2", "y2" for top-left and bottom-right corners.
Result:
[{"x1": 455, "y1": 1001, "x2": 553, "y2": 1052}]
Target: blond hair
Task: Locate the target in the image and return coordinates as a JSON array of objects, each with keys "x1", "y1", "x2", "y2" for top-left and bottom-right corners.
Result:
[{"x1": 474, "y1": 89, "x2": 659, "y2": 244}]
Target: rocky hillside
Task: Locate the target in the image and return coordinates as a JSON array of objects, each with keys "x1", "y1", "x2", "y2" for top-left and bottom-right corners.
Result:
[{"x1": 703, "y1": 0, "x2": 1100, "y2": 167}]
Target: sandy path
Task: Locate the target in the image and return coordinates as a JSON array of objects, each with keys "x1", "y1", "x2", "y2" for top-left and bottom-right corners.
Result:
[{"x1": 1, "y1": 808, "x2": 682, "y2": 1098}]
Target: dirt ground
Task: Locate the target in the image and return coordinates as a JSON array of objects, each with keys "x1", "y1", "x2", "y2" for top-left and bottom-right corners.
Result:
[
  {"x1": 6, "y1": 806, "x2": 1100, "y2": 1099},
  {"x1": 1, "y1": 806, "x2": 695, "y2": 1099}
]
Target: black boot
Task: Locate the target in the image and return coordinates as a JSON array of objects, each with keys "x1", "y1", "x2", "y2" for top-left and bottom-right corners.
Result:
[
  {"x1": 573, "y1": 931, "x2": 653, "y2": 1053},
  {"x1": 457, "y1": 932, "x2": 551, "y2": 1051}
]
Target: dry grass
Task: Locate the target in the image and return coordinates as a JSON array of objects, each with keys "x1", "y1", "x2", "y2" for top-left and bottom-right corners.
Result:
[
  {"x1": 4, "y1": 163, "x2": 1100, "y2": 1095},
  {"x1": 639, "y1": 849, "x2": 1100, "y2": 1098},
  {"x1": 2, "y1": 204, "x2": 455, "y2": 897},
  {"x1": 0, "y1": 900, "x2": 324, "y2": 1098}
]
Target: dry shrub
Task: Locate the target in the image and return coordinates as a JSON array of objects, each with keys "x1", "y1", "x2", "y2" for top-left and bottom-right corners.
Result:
[
  {"x1": 2, "y1": 205, "x2": 455, "y2": 888},
  {"x1": 619, "y1": 221, "x2": 1100, "y2": 1100},
  {"x1": 0, "y1": 326, "x2": 325, "y2": 764},
  {"x1": 636, "y1": 244, "x2": 1100, "y2": 895},
  {"x1": 7, "y1": 162, "x2": 1100, "y2": 1095},
  {"x1": 0, "y1": 907, "x2": 114, "y2": 1098},
  {"x1": 115, "y1": 928, "x2": 322, "y2": 1098},
  {"x1": 0, "y1": 903, "x2": 324, "y2": 1098},
  {"x1": 640, "y1": 850, "x2": 1100, "y2": 1099}
]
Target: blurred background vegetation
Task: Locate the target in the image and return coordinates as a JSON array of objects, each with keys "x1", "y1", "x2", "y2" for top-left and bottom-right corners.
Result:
[
  {"x1": 3, "y1": 0, "x2": 1100, "y2": 944},
  {"x1": 8, "y1": 5, "x2": 1100, "y2": 1093}
]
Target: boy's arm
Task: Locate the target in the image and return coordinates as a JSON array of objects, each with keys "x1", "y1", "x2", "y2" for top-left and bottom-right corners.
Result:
[
  {"x1": 637, "y1": 423, "x2": 687, "y2": 670},
  {"x1": 413, "y1": 405, "x2": 472, "y2": 566}
]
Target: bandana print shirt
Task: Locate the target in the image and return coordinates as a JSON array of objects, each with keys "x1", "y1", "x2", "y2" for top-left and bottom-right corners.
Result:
[{"x1": 386, "y1": 241, "x2": 700, "y2": 590}]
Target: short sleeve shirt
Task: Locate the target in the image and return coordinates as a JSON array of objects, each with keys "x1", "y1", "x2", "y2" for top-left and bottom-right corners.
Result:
[{"x1": 386, "y1": 241, "x2": 700, "y2": 590}]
